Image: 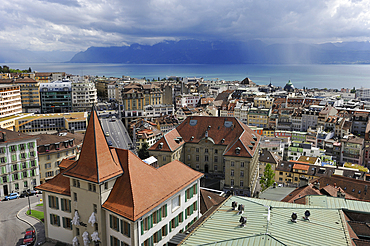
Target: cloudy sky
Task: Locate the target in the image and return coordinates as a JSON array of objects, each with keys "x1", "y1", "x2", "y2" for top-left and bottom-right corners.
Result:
[{"x1": 1, "y1": 0, "x2": 370, "y2": 52}]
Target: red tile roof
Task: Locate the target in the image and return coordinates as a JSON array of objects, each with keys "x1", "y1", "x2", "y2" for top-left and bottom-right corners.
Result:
[
  {"x1": 293, "y1": 164, "x2": 310, "y2": 171},
  {"x1": 102, "y1": 149, "x2": 203, "y2": 221},
  {"x1": 36, "y1": 168, "x2": 71, "y2": 196},
  {"x1": 150, "y1": 116, "x2": 260, "y2": 158},
  {"x1": 63, "y1": 109, "x2": 123, "y2": 183}
]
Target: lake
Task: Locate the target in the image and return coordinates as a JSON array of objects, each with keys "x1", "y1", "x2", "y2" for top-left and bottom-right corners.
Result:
[{"x1": 5, "y1": 63, "x2": 370, "y2": 89}]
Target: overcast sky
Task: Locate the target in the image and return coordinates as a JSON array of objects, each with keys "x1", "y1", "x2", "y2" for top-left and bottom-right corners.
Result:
[{"x1": 1, "y1": 0, "x2": 370, "y2": 52}]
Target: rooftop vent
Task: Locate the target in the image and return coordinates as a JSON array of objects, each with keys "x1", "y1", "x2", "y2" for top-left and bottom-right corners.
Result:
[
  {"x1": 252, "y1": 134, "x2": 258, "y2": 141},
  {"x1": 190, "y1": 136, "x2": 194, "y2": 141},
  {"x1": 238, "y1": 204, "x2": 244, "y2": 215},
  {"x1": 303, "y1": 210, "x2": 310, "y2": 221},
  {"x1": 189, "y1": 120, "x2": 198, "y2": 126},
  {"x1": 291, "y1": 212, "x2": 297, "y2": 223},
  {"x1": 232, "y1": 201, "x2": 238, "y2": 210},
  {"x1": 235, "y1": 147, "x2": 241, "y2": 154},
  {"x1": 239, "y1": 216, "x2": 247, "y2": 227},
  {"x1": 221, "y1": 138, "x2": 225, "y2": 143}
]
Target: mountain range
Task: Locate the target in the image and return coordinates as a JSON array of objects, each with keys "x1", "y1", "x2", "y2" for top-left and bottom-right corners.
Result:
[{"x1": 4, "y1": 40, "x2": 370, "y2": 64}]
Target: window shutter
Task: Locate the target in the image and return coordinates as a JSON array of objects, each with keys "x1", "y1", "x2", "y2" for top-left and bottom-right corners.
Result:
[
  {"x1": 27, "y1": 143, "x2": 29, "y2": 149},
  {"x1": 194, "y1": 201, "x2": 198, "y2": 211},
  {"x1": 11, "y1": 165, "x2": 13, "y2": 172},
  {"x1": 185, "y1": 210, "x2": 188, "y2": 219},
  {"x1": 127, "y1": 223, "x2": 131, "y2": 237},
  {"x1": 9, "y1": 147, "x2": 11, "y2": 152},
  {"x1": 185, "y1": 190, "x2": 188, "y2": 202},
  {"x1": 48, "y1": 196, "x2": 52, "y2": 208},
  {"x1": 20, "y1": 172, "x2": 23, "y2": 179},
  {"x1": 109, "y1": 215, "x2": 112, "y2": 228},
  {"x1": 50, "y1": 214, "x2": 53, "y2": 224},
  {"x1": 11, "y1": 174, "x2": 14, "y2": 181},
  {"x1": 157, "y1": 209, "x2": 161, "y2": 222},
  {"x1": 120, "y1": 220, "x2": 123, "y2": 234},
  {"x1": 169, "y1": 221, "x2": 172, "y2": 232},
  {"x1": 4, "y1": 157, "x2": 6, "y2": 163},
  {"x1": 116, "y1": 217, "x2": 119, "y2": 231},
  {"x1": 2, "y1": 166, "x2": 5, "y2": 174},
  {"x1": 190, "y1": 205, "x2": 193, "y2": 215},
  {"x1": 61, "y1": 199, "x2": 65, "y2": 211},
  {"x1": 56, "y1": 197, "x2": 59, "y2": 209},
  {"x1": 62, "y1": 217, "x2": 66, "y2": 228},
  {"x1": 190, "y1": 187, "x2": 193, "y2": 198},
  {"x1": 176, "y1": 216, "x2": 179, "y2": 227},
  {"x1": 18, "y1": 164, "x2": 20, "y2": 170},
  {"x1": 150, "y1": 235, "x2": 153, "y2": 246},
  {"x1": 15, "y1": 145, "x2": 17, "y2": 151},
  {"x1": 158, "y1": 230, "x2": 162, "y2": 241},
  {"x1": 150, "y1": 214, "x2": 153, "y2": 229},
  {"x1": 164, "y1": 204, "x2": 167, "y2": 217},
  {"x1": 110, "y1": 236, "x2": 113, "y2": 246},
  {"x1": 57, "y1": 216, "x2": 60, "y2": 226},
  {"x1": 69, "y1": 200, "x2": 71, "y2": 212},
  {"x1": 6, "y1": 176, "x2": 9, "y2": 182},
  {"x1": 0, "y1": 178, "x2": 2, "y2": 184},
  {"x1": 141, "y1": 220, "x2": 144, "y2": 235},
  {"x1": 195, "y1": 183, "x2": 198, "y2": 194}
]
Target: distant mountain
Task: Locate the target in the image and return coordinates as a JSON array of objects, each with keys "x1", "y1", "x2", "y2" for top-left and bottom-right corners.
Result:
[
  {"x1": 0, "y1": 50, "x2": 76, "y2": 63},
  {"x1": 69, "y1": 40, "x2": 370, "y2": 64}
]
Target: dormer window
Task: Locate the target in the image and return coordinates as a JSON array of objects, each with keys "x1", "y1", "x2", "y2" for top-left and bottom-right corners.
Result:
[
  {"x1": 64, "y1": 141, "x2": 69, "y2": 148},
  {"x1": 190, "y1": 136, "x2": 194, "y2": 141},
  {"x1": 158, "y1": 143, "x2": 163, "y2": 149},
  {"x1": 235, "y1": 147, "x2": 241, "y2": 154},
  {"x1": 55, "y1": 143, "x2": 60, "y2": 150},
  {"x1": 44, "y1": 144, "x2": 50, "y2": 152},
  {"x1": 221, "y1": 139, "x2": 225, "y2": 143}
]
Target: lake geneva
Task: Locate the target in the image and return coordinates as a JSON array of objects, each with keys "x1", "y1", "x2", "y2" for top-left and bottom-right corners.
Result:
[{"x1": 6, "y1": 63, "x2": 370, "y2": 89}]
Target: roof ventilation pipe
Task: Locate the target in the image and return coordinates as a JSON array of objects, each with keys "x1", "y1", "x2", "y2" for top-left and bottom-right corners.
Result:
[
  {"x1": 239, "y1": 216, "x2": 247, "y2": 227},
  {"x1": 291, "y1": 212, "x2": 297, "y2": 223},
  {"x1": 231, "y1": 201, "x2": 238, "y2": 210},
  {"x1": 237, "y1": 204, "x2": 244, "y2": 215},
  {"x1": 303, "y1": 210, "x2": 310, "y2": 221}
]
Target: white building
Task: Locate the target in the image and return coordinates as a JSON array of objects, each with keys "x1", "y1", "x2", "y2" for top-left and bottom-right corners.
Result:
[
  {"x1": 176, "y1": 95, "x2": 200, "y2": 108},
  {"x1": 37, "y1": 109, "x2": 202, "y2": 246},
  {"x1": 0, "y1": 130, "x2": 39, "y2": 198},
  {"x1": 0, "y1": 84, "x2": 22, "y2": 118},
  {"x1": 71, "y1": 77, "x2": 97, "y2": 111}
]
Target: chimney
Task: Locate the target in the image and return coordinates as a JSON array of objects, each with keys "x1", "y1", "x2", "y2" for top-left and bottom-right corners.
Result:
[
  {"x1": 299, "y1": 177, "x2": 309, "y2": 187},
  {"x1": 2, "y1": 132, "x2": 6, "y2": 142},
  {"x1": 337, "y1": 190, "x2": 346, "y2": 198}
]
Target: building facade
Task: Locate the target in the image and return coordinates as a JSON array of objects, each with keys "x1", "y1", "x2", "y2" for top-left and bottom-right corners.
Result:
[
  {"x1": 71, "y1": 79, "x2": 97, "y2": 112},
  {"x1": 40, "y1": 81, "x2": 72, "y2": 113},
  {"x1": 0, "y1": 130, "x2": 39, "y2": 198},
  {"x1": 0, "y1": 84, "x2": 22, "y2": 118},
  {"x1": 36, "y1": 109, "x2": 202, "y2": 246}
]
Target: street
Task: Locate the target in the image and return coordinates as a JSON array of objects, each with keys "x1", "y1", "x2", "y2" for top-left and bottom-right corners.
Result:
[
  {"x1": 100, "y1": 117, "x2": 133, "y2": 150},
  {"x1": 0, "y1": 195, "x2": 40, "y2": 246}
]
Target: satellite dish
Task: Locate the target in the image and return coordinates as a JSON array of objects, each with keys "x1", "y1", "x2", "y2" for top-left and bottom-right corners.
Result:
[
  {"x1": 239, "y1": 216, "x2": 247, "y2": 227},
  {"x1": 304, "y1": 210, "x2": 310, "y2": 220},
  {"x1": 291, "y1": 212, "x2": 297, "y2": 223}
]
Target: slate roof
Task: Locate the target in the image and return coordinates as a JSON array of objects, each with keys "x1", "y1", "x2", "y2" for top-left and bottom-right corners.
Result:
[
  {"x1": 63, "y1": 108, "x2": 123, "y2": 183},
  {"x1": 102, "y1": 149, "x2": 203, "y2": 221}
]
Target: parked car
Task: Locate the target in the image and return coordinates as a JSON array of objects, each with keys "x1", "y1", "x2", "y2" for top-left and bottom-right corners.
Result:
[
  {"x1": 23, "y1": 229, "x2": 35, "y2": 245},
  {"x1": 20, "y1": 190, "x2": 37, "y2": 198},
  {"x1": 108, "y1": 141, "x2": 113, "y2": 146},
  {"x1": 105, "y1": 132, "x2": 110, "y2": 137},
  {"x1": 4, "y1": 192, "x2": 19, "y2": 200}
]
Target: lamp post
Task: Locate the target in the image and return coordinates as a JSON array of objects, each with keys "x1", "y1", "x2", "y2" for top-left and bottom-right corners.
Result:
[{"x1": 28, "y1": 189, "x2": 31, "y2": 215}]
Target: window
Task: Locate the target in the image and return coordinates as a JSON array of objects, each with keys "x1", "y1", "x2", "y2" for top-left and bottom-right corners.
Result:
[
  {"x1": 15, "y1": 183, "x2": 19, "y2": 190},
  {"x1": 45, "y1": 163, "x2": 51, "y2": 169},
  {"x1": 13, "y1": 164, "x2": 18, "y2": 171},
  {"x1": 121, "y1": 220, "x2": 131, "y2": 237},
  {"x1": 241, "y1": 162, "x2": 245, "y2": 167},
  {"x1": 29, "y1": 142, "x2": 34, "y2": 148},
  {"x1": 231, "y1": 179, "x2": 234, "y2": 186},
  {"x1": 240, "y1": 180, "x2": 244, "y2": 187},
  {"x1": 46, "y1": 171, "x2": 54, "y2": 177},
  {"x1": 73, "y1": 179, "x2": 80, "y2": 188},
  {"x1": 110, "y1": 236, "x2": 120, "y2": 246},
  {"x1": 61, "y1": 198, "x2": 71, "y2": 212},
  {"x1": 187, "y1": 155, "x2": 191, "y2": 161},
  {"x1": 73, "y1": 192, "x2": 77, "y2": 202},
  {"x1": 240, "y1": 171, "x2": 244, "y2": 177},
  {"x1": 231, "y1": 161, "x2": 234, "y2": 167},
  {"x1": 215, "y1": 149, "x2": 218, "y2": 154},
  {"x1": 57, "y1": 153, "x2": 60, "y2": 158},
  {"x1": 10, "y1": 145, "x2": 16, "y2": 152},
  {"x1": 214, "y1": 165, "x2": 218, "y2": 171},
  {"x1": 50, "y1": 214, "x2": 60, "y2": 226},
  {"x1": 163, "y1": 156, "x2": 166, "y2": 161},
  {"x1": 205, "y1": 148, "x2": 208, "y2": 153},
  {"x1": 47, "y1": 155, "x2": 50, "y2": 160},
  {"x1": 22, "y1": 162, "x2": 27, "y2": 169},
  {"x1": 196, "y1": 155, "x2": 199, "y2": 161},
  {"x1": 24, "y1": 181, "x2": 28, "y2": 187},
  {"x1": 161, "y1": 204, "x2": 167, "y2": 218},
  {"x1": 31, "y1": 160, "x2": 36, "y2": 167},
  {"x1": 162, "y1": 224, "x2": 168, "y2": 237},
  {"x1": 20, "y1": 144, "x2": 25, "y2": 150},
  {"x1": 0, "y1": 157, "x2": 5, "y2": 163},
  {"x1": 205, "y1": 155, "x2": 208, "y2": 161},
  {"x1": 105, "y1": 182, "x2": 108, "y2": 190},
  {"x1": 76, "y1": 227, "x2": 80, "y2": 236},
  {"x1": 231, "y1": 170, "x2": 234, "y2": 176},
  {"x1": 21, "y1": 153, "x2": 26, "y2": 159},
  {"x1": 172, "y1": 195, "x2": 180, "y2": 211},
  {"x1": 23, "y1": 171, "x2": 27, "y2": 178},
  {"x1": 62, "y1": 217, "x2": 72, "y2": 230},
  {"x1": 196, "y1": 148, "x2": 199, "y2": 152},
  {"x1": 110, "y1": 214, "x2": 119, "y2": 231},
  {"x1": 214, "y1": 156, "x2": 218, "y2": 162},
  {"x1": 93, "y1": 204, "x2": 97, "y2": 213},
  {"x1": 49, "y1": 195, "x2": 59, "y2": 209},
  {"x1": 89, "y1": 183, "x2": 96, "y2": 192}
]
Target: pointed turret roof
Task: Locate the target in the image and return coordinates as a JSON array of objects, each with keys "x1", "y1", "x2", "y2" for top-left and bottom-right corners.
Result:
[{"x1": 63, "y1": 107, "x2": 123, "y2": 183}]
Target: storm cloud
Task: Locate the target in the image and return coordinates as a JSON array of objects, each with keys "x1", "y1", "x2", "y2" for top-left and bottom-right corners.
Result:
[{"x1": 1, "y1": 0, "x2": 370, "y2": 51}]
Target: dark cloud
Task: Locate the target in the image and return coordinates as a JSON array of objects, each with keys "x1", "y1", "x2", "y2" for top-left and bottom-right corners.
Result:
[{"x1": 0, "y1": 0, "x2": 370, "y2": 51}]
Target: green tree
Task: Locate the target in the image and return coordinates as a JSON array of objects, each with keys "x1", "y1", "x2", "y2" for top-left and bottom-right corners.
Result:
[
  {"x1": 350, "y1": 87, "x2": 356, "y2": 93},
  {"x1": 138, "y1": 142, "x2": 150, "y2": 159},
  {"x1": 260, "y1": 163, "x2": 275, "y2": 191}
]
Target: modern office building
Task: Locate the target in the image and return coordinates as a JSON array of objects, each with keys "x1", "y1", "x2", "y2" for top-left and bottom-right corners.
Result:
[{"x1": 40, "y1": 80, "x2": 72, "y2": 113}]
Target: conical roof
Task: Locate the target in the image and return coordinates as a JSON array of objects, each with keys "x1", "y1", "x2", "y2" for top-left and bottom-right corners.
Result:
[{"x1": 63, "y1": 108, "x2": 123, "y2": 183}]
